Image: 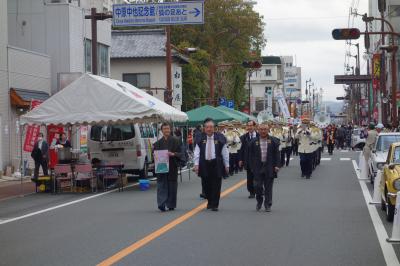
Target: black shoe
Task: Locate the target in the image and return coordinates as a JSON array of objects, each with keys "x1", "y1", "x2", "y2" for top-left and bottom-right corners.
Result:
[
  {"x1": 306, "y1": 175, "x2": 311, "y2": 179},
  {"x1": 265, "y1": 206, "x2": 271, "y2": 212},
  {"x1": 168, "y1": 208, "x2": 175, "y2": 211},
  {"x1": 211, "y1": 208, "x2": 218, "y2": 212},
  {"x1": 256, "y1": 203, "x2": 262, "y2": 211},
  {"x1": 301, "y1": 174, "x2": 305, "y2": 178},
  {"x1": 200, "y1": 193, "x2": 206, "y2": 199},
  {"x1": 248, "y1": 194, "x2": 255, "y2": 199},
  {"x1": 158, "y1": 206, "x2": 166, "y2": 212}
]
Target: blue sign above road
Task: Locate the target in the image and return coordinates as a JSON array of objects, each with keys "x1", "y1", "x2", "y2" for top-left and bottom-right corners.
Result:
[
  {"x1": 113, "y1": 1, "x2": 204, "y2": 27},
  {"x1": 227, "y1": 100, "x2": 234, "y2": 109},
  {"x1": 219, "y1": 97, "x2": 227, "y2": 107}
]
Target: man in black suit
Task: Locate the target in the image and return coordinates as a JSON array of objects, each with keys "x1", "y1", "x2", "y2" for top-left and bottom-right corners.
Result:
[
  {"x1": 239, "y1": 120, "x2": 259, "y2": 198},
  {"x1": 194, "y1": 118, "x2": 229, "y2": 211},
  {"x1": 31, "y1": 133, "x2": 49, "y2": 180},
  {"x1": 248, "y1": 123, "x2": 280, "y2": 212}
]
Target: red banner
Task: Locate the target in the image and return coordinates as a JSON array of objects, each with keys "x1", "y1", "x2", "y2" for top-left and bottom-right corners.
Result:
[{"x1": 23, "y1": 100, "x2": 42, "y2": 152}]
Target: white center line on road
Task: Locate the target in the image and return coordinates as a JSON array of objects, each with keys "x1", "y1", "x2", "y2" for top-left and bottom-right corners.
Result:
[
  {"x1": 321, "y1": 158, "x2": 331, "y2": 161},
  {"x1": 0, "y1": 182, "x2": 143, "y2": 226},
  {"x1": 340, "y1": 158, "x2": 351, "y2": 161},
  {"x1": 352, "y1": 160, "x2": 400, "y2": 266}
]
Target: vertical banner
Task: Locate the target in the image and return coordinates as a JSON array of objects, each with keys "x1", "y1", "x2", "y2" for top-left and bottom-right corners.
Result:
[
  {"x1": 80, "y1": 126, "x2": 88, "y2": 153},
  {"x1": 172, "y1": 66, "x2": 182, "y2": 109},
  {"x1": 275, "y1": 88, "x2": 291, "y2": 118},
  {"x1": 23, "y1": 100, "x2": 42, "y2": 152},
  {"x1": 372, "y1": 53, "x2": 381, "y2": 91}
]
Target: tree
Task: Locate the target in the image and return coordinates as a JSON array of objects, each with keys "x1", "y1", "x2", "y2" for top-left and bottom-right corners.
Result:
[{"x1": 171, "y1": 0, "x2": 265, "y2": 110}]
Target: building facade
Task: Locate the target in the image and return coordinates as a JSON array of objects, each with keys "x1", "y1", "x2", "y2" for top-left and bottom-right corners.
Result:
[
  {"x1": 368, "y1": 0, "x2": 400, "y2": 125},
  {"x1": 246, "y1": 56, "x2": 283, "y2": 114},
  {"x1": 110, "y1": 29, "x2": 188, "y2": 110},
  {"x1": 0, "y1": 0, "x2": 111, "y2": 174}
]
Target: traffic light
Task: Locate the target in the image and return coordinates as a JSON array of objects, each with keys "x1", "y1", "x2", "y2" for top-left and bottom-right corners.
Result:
[
  {"x1": 332, "y1": 28, "x2": 360, "y2": 40},
  {"x1": 242, "y1": 60, "x2": 262, "y2": 69}
]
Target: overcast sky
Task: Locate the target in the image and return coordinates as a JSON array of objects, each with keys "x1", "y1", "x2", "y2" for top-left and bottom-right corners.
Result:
[{"x1": 255, "y1": 0, "x2": 368, "y2": 101}]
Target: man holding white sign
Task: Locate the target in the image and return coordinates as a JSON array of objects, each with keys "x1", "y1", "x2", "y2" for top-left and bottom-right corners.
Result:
[{"x1": 153, "y1": 123, "x2": 183, "y2": 212}]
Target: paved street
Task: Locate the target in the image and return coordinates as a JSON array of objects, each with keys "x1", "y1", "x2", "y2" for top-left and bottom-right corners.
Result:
[{"x1": 0, "y1": 150, "x2": 396, "y2": 266}]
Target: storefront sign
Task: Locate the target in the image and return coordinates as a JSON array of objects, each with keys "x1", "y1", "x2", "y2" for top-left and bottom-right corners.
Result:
[{"x1": 172, "y1": 66, "x2": 182, "y2": 107}]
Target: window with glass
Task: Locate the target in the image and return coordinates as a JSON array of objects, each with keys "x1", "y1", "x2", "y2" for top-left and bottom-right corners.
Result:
[
  {"x1": 90, "y1": 125, "x2": 135, "y2": 142},
  {"x1": 123, "y1": 73, "x2": 151, "y2": 89},
  {"x1": 265, "y1": 69, "x2": 272, "y2": 76},
  {"x1": 84, "y1": 39, "x2": 109, "y2": 77}
]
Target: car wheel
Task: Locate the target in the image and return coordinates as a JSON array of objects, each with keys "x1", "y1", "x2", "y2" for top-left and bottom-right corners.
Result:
[
  {"x1": 386, "y1": 193, "x2": 395, "y2": 222},
  {"x1": 139, "y1": 161, "x2": 149, "y2": 179}
]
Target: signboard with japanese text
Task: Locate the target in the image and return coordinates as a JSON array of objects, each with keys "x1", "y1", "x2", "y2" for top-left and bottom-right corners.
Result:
[
  {"x1": 113, "y1": 1, "x2": 204, "y2": 27},
  {"x1": 275, "y1": 88, "x2": 291, "y2": 118},
  {"x1": 172, "y1": 66, "x2": 182, "y2": 108}
]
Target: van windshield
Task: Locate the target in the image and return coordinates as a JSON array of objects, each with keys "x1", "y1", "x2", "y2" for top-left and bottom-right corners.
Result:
[{"x1": 90, "y1": 125, "x2": 135, "y2": 142}]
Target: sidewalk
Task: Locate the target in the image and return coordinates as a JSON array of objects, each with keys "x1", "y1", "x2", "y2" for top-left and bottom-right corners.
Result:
[{"x1": 0, "y1": 178, "x2": 35, "y2": 201}]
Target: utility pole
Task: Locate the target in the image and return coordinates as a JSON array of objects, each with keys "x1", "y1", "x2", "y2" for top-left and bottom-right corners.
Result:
[{"x1": 85, "y1": 8, "x2": 112, "y2": 75}]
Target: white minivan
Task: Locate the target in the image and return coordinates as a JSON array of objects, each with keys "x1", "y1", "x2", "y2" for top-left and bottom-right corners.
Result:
[{"x1": 88, "y1": 123, "x2": 158, "y2": 177}]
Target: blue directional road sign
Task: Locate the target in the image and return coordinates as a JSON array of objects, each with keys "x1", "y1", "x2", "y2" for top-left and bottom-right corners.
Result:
[
  {"x1": 227, "y1": 100, "x2": 234, "y2": 109},
  {"x1": 219, "y1": 97, "x2": 227, "y2": 107},
  {"x1": 113, "y1": 1, "x2": 204, "y2": 27}
]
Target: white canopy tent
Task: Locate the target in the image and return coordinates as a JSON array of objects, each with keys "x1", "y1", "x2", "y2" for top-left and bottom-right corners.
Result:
[{"x1": 21, "y1": 74, "x2": 188, "y2": 125}]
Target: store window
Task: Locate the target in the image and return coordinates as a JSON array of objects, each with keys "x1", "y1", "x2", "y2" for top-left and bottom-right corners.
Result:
[{"x1": 123, "y1": 73, "x2": 151, "y2": 89}]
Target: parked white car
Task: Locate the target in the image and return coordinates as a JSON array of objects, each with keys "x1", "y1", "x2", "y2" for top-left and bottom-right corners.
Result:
[
  {"x1": 351, "y1": 128, "x2": 366, "y2": 150},
  {"x1": 368, "y1": 132, "x2": 400, "y2": 183}
]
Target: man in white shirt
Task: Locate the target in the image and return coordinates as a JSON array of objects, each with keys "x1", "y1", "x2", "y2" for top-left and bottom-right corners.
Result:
[{"x1": 194, "y1": 118, "x2": 229, "y2": 211}]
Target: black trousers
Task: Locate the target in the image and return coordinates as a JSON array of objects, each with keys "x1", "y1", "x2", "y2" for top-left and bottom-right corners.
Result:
[
  {"x1": 229, "y1": 153, "x2": 238, "y2": 174},
  {"x1": 34, "y1": 159, "x2": 48, "y2": 179},
  {"x1": 255, "y1": 170, "x2": 274, "y2": 207},
  {"x1": 292, "y1": 143, "x2": 299, "y2": 156},
  {"x1": 246, "y1": 168, "x2": 255, "y2": 195},
  {"x1": 299, "y1": 153, "x2": 313, "y2": 176},
  {"x1": 157, "y1": 174, "x2": 178, "y2": 209},
  {"x1": 327, "y1": 143, "x2": 334, "y2": 154},
  {"x1": 203, "y1": 160, "x2": 222, "y2": 208},
  {"x1": 282, "y1": 147, "x2": 292, "y2": 166}
]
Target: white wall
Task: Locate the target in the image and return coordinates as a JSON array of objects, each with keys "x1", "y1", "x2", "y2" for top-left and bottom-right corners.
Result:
[
  {"x1": 0, "y1": 0, "x2": 8, "y2": 171},
  {"x1": 111, "y1": 58, "x2": 180, "y2": 102},
  {"x1": 7, "y1": 46, "x2": 51, "y2": 170}
]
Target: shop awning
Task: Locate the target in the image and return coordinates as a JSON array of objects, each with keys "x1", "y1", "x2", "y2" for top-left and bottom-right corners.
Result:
[{"x1": 10, "y1": 88, "x2": 50, "y2": 108}]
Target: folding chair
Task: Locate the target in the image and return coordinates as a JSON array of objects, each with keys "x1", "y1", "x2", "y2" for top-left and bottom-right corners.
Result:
[
  {"x1": 54, "y1": 164, "x2": 73, "y2": 193},
  {"x1": 75, "y1": 163, "x2": 96, "y2": 192}
]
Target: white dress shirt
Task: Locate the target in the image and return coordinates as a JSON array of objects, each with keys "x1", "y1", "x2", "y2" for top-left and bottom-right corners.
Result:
[{"x1": 194, "y1": 134, "x2": 229, "y2": 168}]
